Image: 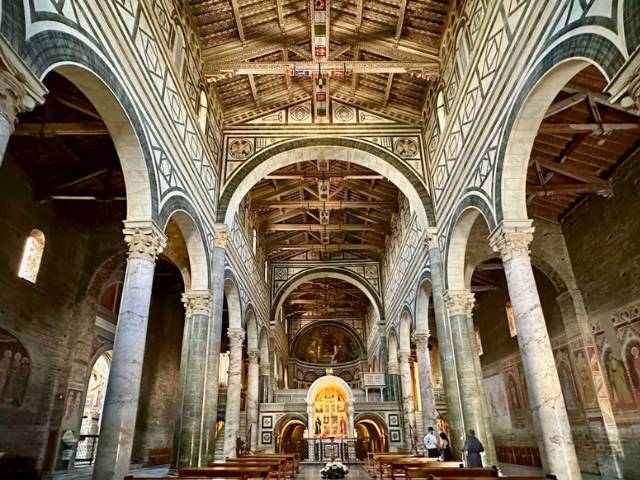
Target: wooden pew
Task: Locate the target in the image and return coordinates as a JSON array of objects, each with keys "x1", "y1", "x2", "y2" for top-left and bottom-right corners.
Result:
[
  {"x1": 210, "y1": 458, "x2": 287, "y2": 480},
  {"x1": 424, "y1": 477, "x2": 545, "y2": 480},
  {"x1": 404, "y1": 466, "x2": 498, "y2": 478},
  {"x1": 371, "y1": 453, "x2": 421, "y2": 479},
  {"x1": 239, "y1": 453, "x2": 299, "y2": 476},
  {"x1": 180, "y1": 465, "x2": 275, "y2": 480},
  {"x1": 389, "y1": 460, "x2": 461, "y2": 480},
  {"x1": 147, "y1": 447, "x2": 171, "y2": 465}
]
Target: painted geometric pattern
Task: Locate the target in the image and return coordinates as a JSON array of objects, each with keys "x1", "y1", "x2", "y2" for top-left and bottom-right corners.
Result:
[
  {"x1": 222, "y1": 133, "x2": 428, "y2": 189},
  {"x1": 271, "y1": 262, "x2": 381, "y2": 305},
  {"x1": 228, "y1": 222, "x2": 270, "y2": 321},
  {"x1": 550, "y1": 0, "x2": 618, "y2": 41},
  {"x1": 27, "y1": 0, "x2": 99, "y2": 44},
  {"x1": 428, "y1": 0, "x2": 530, "y2": 209},
  {"x1": 110, "y1": 0, "x2": 221, "y2": 205}
]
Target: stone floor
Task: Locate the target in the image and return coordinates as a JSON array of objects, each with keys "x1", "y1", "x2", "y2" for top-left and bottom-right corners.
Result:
[{"x1": 49, "y1": 462, "x2": 605, "y2": 479}]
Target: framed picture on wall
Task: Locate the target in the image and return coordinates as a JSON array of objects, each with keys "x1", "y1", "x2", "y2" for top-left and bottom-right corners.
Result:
[
  {"x1": 389, "y1": 429, "x2": 401, "y2": 443},
  {"x1": 262, "y1": 416, "x2": 273, "y2": 429},
  {"x1": 388, "y1": 414, "x2": 399, "y2": 427},
  {"x1": 262, "y1": 431, "x2": 273, "y2": 444}
]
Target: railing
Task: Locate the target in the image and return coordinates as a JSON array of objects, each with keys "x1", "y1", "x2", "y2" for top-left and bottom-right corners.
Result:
[{"x1": 75, "y1": 434, "x2": 99, "y2": 465}]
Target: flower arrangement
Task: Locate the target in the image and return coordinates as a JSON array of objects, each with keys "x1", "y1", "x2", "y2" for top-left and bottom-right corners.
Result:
[{"x1": 320, "y1": 461, "x2": 349, "y2": 479}]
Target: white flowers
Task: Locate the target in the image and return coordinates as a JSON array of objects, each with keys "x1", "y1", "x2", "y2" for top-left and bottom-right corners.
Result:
[{"x1": 320, "y1": 461, "x2": 349, "y2": 478}]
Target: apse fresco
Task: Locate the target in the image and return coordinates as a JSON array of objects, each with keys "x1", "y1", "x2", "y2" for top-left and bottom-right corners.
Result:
[{"x1": 294, "y1": 325, "x2": 361, "y2": 364}]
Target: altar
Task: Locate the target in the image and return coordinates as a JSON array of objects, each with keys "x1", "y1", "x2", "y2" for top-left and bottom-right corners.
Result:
[{"x1": 305, "y1": 374, "x2": 356, "y2": 462}]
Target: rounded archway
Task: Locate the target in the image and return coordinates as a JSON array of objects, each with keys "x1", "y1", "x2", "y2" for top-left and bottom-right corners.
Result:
[
  {"x1": 306, "y1": 375, "x2": 355, "y2": 441},
  {"x1": 276, "y1": 416, "x2": 308, "y2": 459},
  {"x1": 354, "y1": 414, "x2": 388, "y2": 458},
  {"x1": 218, "y1": 138, "x2": 434, "y2": 229}
]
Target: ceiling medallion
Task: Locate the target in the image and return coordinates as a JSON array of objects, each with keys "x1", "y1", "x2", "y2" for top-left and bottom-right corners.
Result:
[
  {"x1": 394, "y1": 138, "x2": 419, "y2": 158},
  {"x1": 228, "y1": 138, "x2": 253, "y2": 160}
]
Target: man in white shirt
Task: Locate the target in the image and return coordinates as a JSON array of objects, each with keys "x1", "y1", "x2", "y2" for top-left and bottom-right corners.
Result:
[{"x1": 423, "y1": 427, "x2": 439, "y2": 458}]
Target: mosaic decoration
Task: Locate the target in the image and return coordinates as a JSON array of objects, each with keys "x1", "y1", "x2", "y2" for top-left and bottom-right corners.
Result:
[{"x1": 292, "y1": 324, "x2": 362, "y2": 364}]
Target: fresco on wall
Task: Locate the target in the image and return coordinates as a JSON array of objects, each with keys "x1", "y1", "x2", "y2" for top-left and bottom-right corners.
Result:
[
  {"x1": 625, "y1": 339, "x2": 640, "y2": 392},
  {"x1": 604, "y1": 350, "x2": 635, "y2": 409},
  {"x1": 573, "y1": 350, "x2": 596, "y2": 407},
  {"x1": 293, "y1": 325, "x2": 361, "y2": 364},
  {"x1": 485, "y1": 374, "x2": 511, "y2": 432},
  {"x1": 0, "y1": 328, "x2": 30, "y2": 407}
]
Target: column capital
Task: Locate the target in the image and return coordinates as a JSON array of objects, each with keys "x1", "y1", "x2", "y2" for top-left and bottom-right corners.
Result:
[
  {"x1": 259, "y1": 362, "x2": 271, "y2": 375},
  {"x1": 181, "y1": 290, "x2": 212, "y2": 317},
  {"x1": 214, "y1": 224, "x2": 229, "y2": 249},
  {"x1": 424, "y1": 227, "x2": 439, "y2": 249},
  {"x1": 489, "y1": 220, "x2": 534, "y2": 261},
  {"x1": 0, "y1": 39, "x2": 47, "y2": 126},
  {"x1": 227, "y1": 328, "x2": 245, "y2": 347},
  {"x1": 388, "y1": 361, "x2": 400, "y2": 375},
  {"x1": 123, "y1": 221, "x2": 167, "y2": 262},
  {"x1": 247, "y1": 349, "x2": 260, "y2": 363},
  {"x1": 444, "y1": 290, "x2": 475, "y2": 316},
  {"x1": 413, "y1": 332, "x2": 430, "y2": 349}
]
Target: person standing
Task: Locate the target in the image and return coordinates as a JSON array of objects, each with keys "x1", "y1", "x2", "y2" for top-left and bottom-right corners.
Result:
[
  {"x1": 439, "y1": 432, "x2": 454, "y2": 461},
  {"x1": 423, "y1": 427, "x2": 439, "y2": 458},
  {"x1": 463, "y1": 430, "x2": 484, "y2": 467}
]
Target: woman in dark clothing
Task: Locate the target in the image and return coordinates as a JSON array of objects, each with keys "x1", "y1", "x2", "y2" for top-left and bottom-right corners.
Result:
[
  {"x1": 439, "y1": 432, "x2": 454, "y2": 461},
  {"x1": 463, "y1": 430, "x2": 484, "y2": 467}
]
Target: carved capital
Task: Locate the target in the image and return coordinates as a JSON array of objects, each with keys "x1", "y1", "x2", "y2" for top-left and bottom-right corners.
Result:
[
  {"x1": 413, "y1": 332, "x2": 430, "y2": 350},
  {"x1": 444, "y1": 290, "x2": 475, "y2": 316},
  {"x1": 0, "y1": 39, "x2": 47, "y2": 126},
  {"x1": 424, "y1": 228, "x2": 438, "y2": 249},
  {"x1": 227, "y1": 328, "x2": 245, "y2": 347},
  {"x1": 123, "y1": 222, "x2": 166, "y2": 262},
  {"x1": 259, "y1": 362, "x2": 271, "y2": 375},
  {"x1": 182, "y1": 290, "x2": 212, "y2": 317},
  {"x1": 214, "y1": 224, "x2": 229, "y2": 248},
  {"x1": 624, "y1": 64, "x2": 640, "y2": 110},
  {"x1": 388, "y1": 361, "x2": 400, "y2": 375},
  {"x1": 248, "y1": 349, "x2": 260, "y2": 363},
  {"x1": 489, "y1": 221, "x2": 534, "y2": 261}
]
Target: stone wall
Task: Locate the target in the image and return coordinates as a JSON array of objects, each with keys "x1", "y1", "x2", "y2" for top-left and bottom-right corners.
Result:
[
  {"x1": 0, "y1": 156, "x2": 91, "y2": 470},
  {"x1": 562, "y1": 150, "x2": 640, "y2": 476},
  {"x1": 131, "y1": 281, "x2": 183, "y2": 464}
]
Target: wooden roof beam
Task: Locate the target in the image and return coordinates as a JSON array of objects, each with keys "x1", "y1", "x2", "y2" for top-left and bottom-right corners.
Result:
[
  {"x1": 526, "y1": 182, "x2": 612, "y2": 197},
  {"x1": 538, "y1": 123, "x2": 640, "y2": 135},
  {"x1": 13, "y1": 121, "x2": 109, "y2": 136},
  {"x1": 265, "y1": 224, "x2": 388, "y2": 232},
  {"x1": 229, "y1": 0, "x2": 245, "y2": 44},
  {"x1": 536, "y1": 158, "x2": 607, "y2": 184},
  {"x1": 253, "y1": 200, "x2": 396, "y2": 209},
  {"x1": 395, "y1": 0, "x2": 408, "y2": 45}
]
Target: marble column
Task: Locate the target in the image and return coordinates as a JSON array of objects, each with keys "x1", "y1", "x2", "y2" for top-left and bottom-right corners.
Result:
[
  {"x1": 93, "y1": 222, "x2": 166, "y2": 480},
  {"x1": 379, "y1": 332, "x2": 394, "y2": 401},
  {"x1": 0, "y1": 46, "x2": 46, "y2": 166},
  {"x1": 414, "y1": 333, "x2": 438, "y2": 435},
  {"x1": 203, "y1": 225, "x2": 228, "y2": 462},
  {"x1": 444, "y1": 291, "x2": 492, "y2": 454},
  {"x1": 425, "y1": 230, "x2": 463, "y2": 451},
  {"x1": 464, "y1": 303, "x2": 497, "y2": 466},
  {"x1": 307, "y1": 406, "x2": 315, "y2": 461},
  {"x1": 246, "y1": 349, "x2": 260, "y2": 452},
  {"x1": 399, "y1": 351, "x2": 416, "y2": 445},
  {"x1": 259, "y1": 362, "x2": 271, "y2": 403},
  {"x1": 223, "y1": 328, "x2": 245, "y2": 459},
  {"x1": 489, "y1": 221, "x2": 581, "y2": 479},
  {"x1": 175, "y1": 290, "x2": 213, "y2": 467}
]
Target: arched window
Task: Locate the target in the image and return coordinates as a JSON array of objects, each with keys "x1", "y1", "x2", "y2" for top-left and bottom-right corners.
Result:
[
  {"x1": 198, "y1": 89, "x2": 208, "y2": 133},
  {"x1": 18, "y1": 229, "x2": 45, "y2": 283},
  {"x1": 252, "y1": 228, "x2": 257, "y2": 255},
  {"x1": 455, "y1": 27, "x2": 469, "y2": 74},
  {"x1": 436, "y1": 89, "x2": 447, "y2": 131},
  {"x1": 264, "y1": 260, "x2": 268, "y2": 282}
]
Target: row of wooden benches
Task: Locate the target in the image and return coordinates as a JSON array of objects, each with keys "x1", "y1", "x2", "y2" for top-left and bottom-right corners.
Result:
[
  {"x1": 124, "y1": 453, "x2": 300, "y2": 480},
  {"x1": 365, "y1": 453, "x2": 546, "y2": 480}
]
